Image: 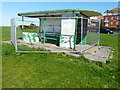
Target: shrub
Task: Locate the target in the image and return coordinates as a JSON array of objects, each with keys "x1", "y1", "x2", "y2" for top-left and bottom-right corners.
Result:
[
  {"x1": 19, "y1": 25, "x2": 39, "y2": 29},
  {"x1": 29, "y1": 25, "x2": 36, "y2": 29},
  {"x1": 19, "y1": 25, "x2": 29, "y2": 29}
]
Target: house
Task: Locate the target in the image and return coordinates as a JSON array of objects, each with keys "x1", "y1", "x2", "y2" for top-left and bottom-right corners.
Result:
[
  {"x1": 88, "y1": 16, "x2": 103, "y2": 27},
  {"x1": 103, "y1": 8, "x2": 120, "y2": 27},
  {"x1": 17, "y1": 9, "x2": 101, "y2": 50}
]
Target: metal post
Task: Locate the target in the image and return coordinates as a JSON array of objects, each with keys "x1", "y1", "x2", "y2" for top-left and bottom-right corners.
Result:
[
  {"x1": 14, "y1": 17, "x2": 18, "y2": 52},
  {"x1": 39, "y1": 18, "x2": 41, "y2": 33},
  {"x1": 74, "y1": 14, "x2": 78, "y2": 50},
  {"x1": 43, "y1": 18, "x2": 46, "y2": 44},
  {"x1": 80, "y1": 16, "x2": 83, "y2": 53},
  {"x1": 98, "y1": 19, "x2": 101, "y2": 45},
  {"x1": 22, "y1": 16, "x2": 24, "y2": 29}
]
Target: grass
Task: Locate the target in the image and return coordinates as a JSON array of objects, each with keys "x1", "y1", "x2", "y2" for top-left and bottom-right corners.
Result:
[
  {"x1": 1, "y1": 26, "x2": 120, "y2": 88},
  {"x1": 1, "y1": 27, "x2": 11, "y2": 41},
  {"x1": 1, "y1": 26, "x2": 38, "y2": 41},
  {"x1": 86, "y1": 32, "x2": 99, "y2": 44}
]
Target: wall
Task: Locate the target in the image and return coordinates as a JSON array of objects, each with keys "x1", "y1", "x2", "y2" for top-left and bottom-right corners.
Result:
[
  {"x1": 104, "y1": 14, "x2": 120, "y2": 27},
  {"x1": 60, "y1": 13, "x2": 76, "y2": 49}
]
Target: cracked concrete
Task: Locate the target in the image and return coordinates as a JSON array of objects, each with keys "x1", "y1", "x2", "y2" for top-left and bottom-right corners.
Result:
[
  {"x1": 1, "y1": 40, "x2": 113, "y2": 63},
  {"x1": 83, "y1": 46, "x2": 112, "y2": 63}
]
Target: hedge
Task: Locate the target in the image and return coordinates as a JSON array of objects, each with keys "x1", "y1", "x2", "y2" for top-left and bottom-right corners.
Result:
[{"x1": 19, "y1": 25, "x2": 39, "y2": 29}]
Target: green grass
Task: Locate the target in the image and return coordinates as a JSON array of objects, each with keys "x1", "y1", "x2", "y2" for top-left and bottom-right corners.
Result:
[
  {"x1": 1, "y1": 26, "x2": 119, "y2": 88},
  {"x1": 86, "y1": 32, "x2": 99, "y2": 44},
  {"x1": 100, "y1": 34, "x2": 119, "y2": 65},
  {"x1": 1, "y1": 27, "x2": 11, "y2": 41},
  {"x1": 1, "y1": 26, "x2": 38, "y2": 41},
  {"x1": 1, "y1": 26, "x2": 22, "y2": 41}
]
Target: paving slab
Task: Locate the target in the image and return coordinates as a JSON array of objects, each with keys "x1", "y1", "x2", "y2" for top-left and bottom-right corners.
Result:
[
  {"x1": 83, "y1": 46, "x2": 112, "y2": 63},
  {"x1": 1, "y1": 40, "x2": 112, "y2": 63}
]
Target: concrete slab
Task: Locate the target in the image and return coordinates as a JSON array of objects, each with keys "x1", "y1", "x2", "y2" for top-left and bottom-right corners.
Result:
[
  {"x1": 83, "y1": 46, "x2": 112, "y2": 63},
  {"x1": 1, "y1": 40, "x2": 112, "y2": 63},
  {"x1": 83, "y1": 46, "x2": 101, "y2": 54}
]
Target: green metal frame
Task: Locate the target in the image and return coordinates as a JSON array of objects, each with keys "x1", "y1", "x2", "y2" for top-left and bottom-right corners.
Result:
[
  {"x1": 74, "y1": 14, "x2": 78, "y2": 50},
  {"x1": 80, "y1": 17, "x2": 83, "y2": 45},
  {"x1": 18, "y1": 9, "x2": 101, "y2": 17},
  {"x1": 43, "y1": 18, "x2": 46, "y2": 44},
  {"x1": 98, "y1": 19, "x2": 101, "y2": 45},
  {"x1": 40, "y1": 37, "x2": 58, "y2": 41},
  {"x1": 61, "y1": 34, "x2": 74, "y2": 36}
]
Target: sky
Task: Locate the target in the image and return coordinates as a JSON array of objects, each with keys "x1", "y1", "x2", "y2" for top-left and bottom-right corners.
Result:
[{"x1": 1, "y1": 2, "x2": 119, "y2": 26}]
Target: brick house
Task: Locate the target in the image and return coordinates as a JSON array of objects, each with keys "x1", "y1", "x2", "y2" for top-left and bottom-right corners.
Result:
[{"x1": 103, "y1": 8, "x2": 120, "y2": 27}]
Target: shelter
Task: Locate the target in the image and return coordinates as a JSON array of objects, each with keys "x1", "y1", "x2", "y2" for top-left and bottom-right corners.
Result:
[{"x1": 17, "y1": 9, "x2": 101, "y2": 50}]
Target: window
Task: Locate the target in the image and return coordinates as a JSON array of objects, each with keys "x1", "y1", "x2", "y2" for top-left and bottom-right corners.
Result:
[
  {"x1": 111, "y1": 17, "x2": 114, "y2": 20},
  {"x1": 105, "y1": 17, "x2": 108, "y2": 20},
  {"x1": 111, "y1": 22, "x2": 113, "y2": 25},
  {"x1": 116, "y1": 21, "x2": 119, "y2": 25},
  {"x1": 117, "y1": 16, "x2": 120, "y2": 20}
]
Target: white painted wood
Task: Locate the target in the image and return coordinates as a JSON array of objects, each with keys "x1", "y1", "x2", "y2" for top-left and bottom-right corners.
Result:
[
  {"x1": 60, "y1": 13, "x2": 75, "y2": 49},
  {"x1": 61, "y1": 19, "x2": 75, "y2": 35}
]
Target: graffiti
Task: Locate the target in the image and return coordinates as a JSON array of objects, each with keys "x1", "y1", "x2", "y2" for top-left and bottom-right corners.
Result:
[{"x1": 22, "y1": 32, "x2": 39, "y2": 43}]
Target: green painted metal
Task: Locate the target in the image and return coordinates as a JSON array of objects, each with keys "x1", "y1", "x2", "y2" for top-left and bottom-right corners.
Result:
[
  {"x1": 18, "y1": 9, "x2": 101, "y2": 16},
  {"x1": 46, "y1": 37, "x2": 57, "y2": 40},
  {"x1": 80, "y1": 17, "x2": 83, "y2": 45},
  {"x1": 74, "y1": 14, "x2": 78, "y2": 50},
  {"x1": 81, "y1": 36, "x2": 87, "y2": 45},
  {"x1": 80, "y1": 18, "x2": 88, "y2": 45},
  {"x1": 45, "y1": 34, "x2": 60, "y2": 41},
  {"x1": 45, "y1": 34, "x2": 60, "y2": 37},
  {"x1": 43, "y1": 18, "x2": 46, "y2": 44},
  {"x1": 61, "y1": 34, "x2": 74, "y2": 36},
  {"x1": 40, "y1": 37, "x2": 58, "y2": 41}
]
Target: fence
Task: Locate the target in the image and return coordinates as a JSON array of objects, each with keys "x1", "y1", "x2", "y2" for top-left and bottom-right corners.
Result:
[
  {"x1": 11, "y1": 18, "x2": 17, "y2": 51},
  {"x1": 11, "y1": 17, "x2": 100, "y2": 54}
]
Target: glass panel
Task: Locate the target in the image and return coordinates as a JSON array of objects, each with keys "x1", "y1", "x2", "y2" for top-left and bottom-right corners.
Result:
[
  {"x1": 13, "y1": 16, "x2": 100, "y2": 54},
  {"x1": 80, "y1": 18, "x2": 100, "y2": 52},
  {"x1": 76, "y1": 18, "x2": 81, "y2": 44},
  {"x1": 16, "y1": 17, "x2": 44, "y2": 51},
  {"x1": 86, "y1": 19, "x2": 99, "y2": 45}
]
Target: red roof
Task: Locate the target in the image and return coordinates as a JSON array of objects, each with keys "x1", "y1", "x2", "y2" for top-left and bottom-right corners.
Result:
[{"x1": 104, "y1": 8, "x2": 120, "y2": 13}]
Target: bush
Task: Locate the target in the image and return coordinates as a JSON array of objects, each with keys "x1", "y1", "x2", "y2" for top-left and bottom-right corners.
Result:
[
  {"x1": 29, "y1": 25, "x2": 36, "y2": 29},
  {"x1": 19, "y1": 25, "x2": 29, "y2": 29},
  {"x1": 19, "y1": 25, "x2": 39, "y2": 29}
]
